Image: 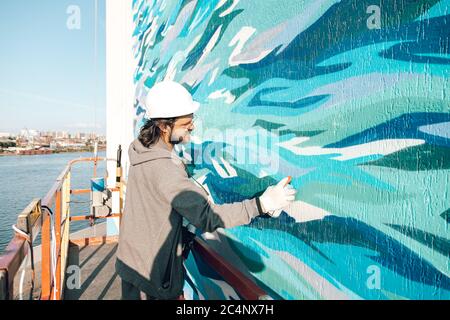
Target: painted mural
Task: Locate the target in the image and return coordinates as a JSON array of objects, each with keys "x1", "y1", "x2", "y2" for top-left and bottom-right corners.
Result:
[{"x1": 131, "y1": 0, "x2": 450, "y2": 299}]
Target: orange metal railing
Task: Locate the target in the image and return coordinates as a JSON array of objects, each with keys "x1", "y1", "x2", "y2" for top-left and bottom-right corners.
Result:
[{"x1": 0, "y1": 157, "x2": 123, "y2": 300}]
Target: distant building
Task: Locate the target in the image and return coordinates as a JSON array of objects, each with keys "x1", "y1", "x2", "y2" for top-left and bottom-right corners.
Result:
[
  {"x1": 0, "y1": 132, "x2": 11, "y2": 138},
  {"x1": 19, "y1": 129, "x2": 39, "y2": 141},
  {"x1": 55, "y1": 131, "x2": 68, "y2": 139},
  {"x1": 40, "y1": 131, "x2": 54, "y2": 138},
  {"x1": 88, "y1": 133, "x2": 97, "y2": 140}
]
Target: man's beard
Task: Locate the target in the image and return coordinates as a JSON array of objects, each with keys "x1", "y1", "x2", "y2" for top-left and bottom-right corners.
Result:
[{"x1": 169, "y1": 128, "x2": 190, "y2": 145}]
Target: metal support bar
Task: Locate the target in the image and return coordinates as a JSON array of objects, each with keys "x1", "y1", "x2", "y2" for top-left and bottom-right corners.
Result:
[
  {"x1": 55, "y1": 190, "x2": 62, "y2": 300},
  {"x1": 69, "y1": 213, "x2": 121, "y2": 222},
  {"x1": 41, "y1": 212, "x2": 51, "y2": 300},
  {"x1": 69, "y1": 236, "x2": 119, "y2": 247},
  {"x1": 71, "y1": 187, "x2": 120, "y2": 195}
]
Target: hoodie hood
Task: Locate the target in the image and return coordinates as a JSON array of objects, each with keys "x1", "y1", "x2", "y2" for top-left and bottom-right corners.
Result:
[{"x1": 129, "y1": 138, "x2": 176, "y2": 166}]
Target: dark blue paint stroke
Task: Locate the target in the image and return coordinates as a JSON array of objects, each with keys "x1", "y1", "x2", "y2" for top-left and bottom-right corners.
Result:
[
  {"x1": 386, "y1": 224, "x2": 450, "y2": 257},
  {"x1": 190, "y1": 249, "x2": 245, "y2": 300},
  {"x1": 135, "y1": 106, "x2": 146, "y2": 116},
  {"x1": 441, "y1": 208, "x2": 450, "y2": 223},
  {"x1": 223, "y1": 1, "x2": 447, "y2": 97},
  {"x1": 248, "y1": 87, "x2": 330, "y2": 109},
  {"x1": 152, "y1": 22, "x2": 166, "y2": 49},
  {"x1": 204, "y1": 176, "x2": 253, "y2": 204},
  {"x1": 379, "y1": 15, "x2": 450, "y2": 65},
  {"x1": 252, "y1": 119, "x2": 325, "y2": 137},
  {"x1": 179, "y1": 0, "x2": 220, "y2": 38},
  {"x1": 250, "y1": 214, "x2": 450, "y2": 290},
  {"x1": 181, "y1": 0, "x2": 243, "y2": 71},
  {"x1": 325, "y1": 112, "x2": 450, "y2": 148}
]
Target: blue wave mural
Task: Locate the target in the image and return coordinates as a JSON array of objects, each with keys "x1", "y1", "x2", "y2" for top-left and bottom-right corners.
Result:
[{"x1": 131, "y1": 0, "x2": 450, "y2": 299}]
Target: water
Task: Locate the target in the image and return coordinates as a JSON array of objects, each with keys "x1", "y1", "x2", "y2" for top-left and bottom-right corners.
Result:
[{"x1": 0, "y1": 151, "x2": 107, "y2": 252}]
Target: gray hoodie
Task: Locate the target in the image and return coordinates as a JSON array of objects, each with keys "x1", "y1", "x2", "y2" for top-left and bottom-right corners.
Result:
[{"x1": 116, "y1": 138, "x2": 261, "y2": 299}]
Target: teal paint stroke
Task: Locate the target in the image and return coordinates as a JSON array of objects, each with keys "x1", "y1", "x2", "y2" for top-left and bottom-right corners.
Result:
[{"x1": 132, "y1": 0, "x2": 450, "y2": 300}]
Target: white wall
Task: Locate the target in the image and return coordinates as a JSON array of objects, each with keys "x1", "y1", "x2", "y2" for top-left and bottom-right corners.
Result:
[{"x1": 105, "y1": 0, "x2": 135, "y2": 236}]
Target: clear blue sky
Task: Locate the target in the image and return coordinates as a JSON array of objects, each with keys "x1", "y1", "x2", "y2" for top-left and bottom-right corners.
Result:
[{"x1": 0, "y1": 0, "x2": 106, "y2": 135}]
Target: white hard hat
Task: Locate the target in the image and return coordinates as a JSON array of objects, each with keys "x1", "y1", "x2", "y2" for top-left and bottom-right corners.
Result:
[{"x1": 145, "y1": 81, "x2": 200, "y2": 119}]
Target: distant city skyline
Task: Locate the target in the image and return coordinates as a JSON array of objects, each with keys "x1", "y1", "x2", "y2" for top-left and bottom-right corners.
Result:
[
  {"x1": 0, "y1": 127, "x2": 105, "y2": 136},
  {"x1": 17, "y1": 128, "x2": 105, "y2": 137},
  {"x1": 0, "y1": 0, "x2": 106, "y2": 135}
]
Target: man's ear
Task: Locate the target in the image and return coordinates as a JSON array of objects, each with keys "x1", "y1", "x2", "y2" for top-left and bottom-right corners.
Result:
[{"x1": 158, "y1": 123, "x2": 169, "y2": 133}]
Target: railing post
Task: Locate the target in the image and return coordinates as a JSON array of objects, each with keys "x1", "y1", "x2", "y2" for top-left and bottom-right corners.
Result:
[
  {"x1": 55, "y1": 190, "x2": 62, "y2": 300},
  {"x1": 0, "y1": 157, "x2": 115, "y2": 300},
  {"x1": 41, "y1": 212, "x2": 51, "y2": 299},
  {"x1": 115, "y1": 160, "x2": 124, "y2": 225},
  {"x1": 60, "y1": 171, "x2": 71, "y2": 300}
]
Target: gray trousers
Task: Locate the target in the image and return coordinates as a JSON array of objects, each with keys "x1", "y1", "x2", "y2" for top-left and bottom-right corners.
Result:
[
  {"x1": 121, "y1": 279, "x2": 155, "y2": 300},
  {"x1": 121, "y1": 279, "x2": 184, "y2": 300}
]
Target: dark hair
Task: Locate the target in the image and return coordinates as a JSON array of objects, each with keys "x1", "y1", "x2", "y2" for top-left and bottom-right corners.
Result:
[{"x1": 138, "y1": 118, "x2": 176, "y2": 148}]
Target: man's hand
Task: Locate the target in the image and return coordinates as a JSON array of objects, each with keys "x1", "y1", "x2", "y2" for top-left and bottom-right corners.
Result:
[{"x1": 259, "y1": 177, "x2": 297, "y2": 217}]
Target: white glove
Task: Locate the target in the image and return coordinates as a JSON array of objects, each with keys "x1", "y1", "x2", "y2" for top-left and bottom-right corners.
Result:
[{"x1": 259, "y1": 177, "x2": 297, "y2": 217}]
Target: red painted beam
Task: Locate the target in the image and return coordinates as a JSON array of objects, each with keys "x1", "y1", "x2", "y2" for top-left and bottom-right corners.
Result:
[
  {"x1": 0, "y1": 235, "x2": 28, "y2": 299},
  {"x1": 193, "y1": 238, "x2": 269, "y2": 300}
]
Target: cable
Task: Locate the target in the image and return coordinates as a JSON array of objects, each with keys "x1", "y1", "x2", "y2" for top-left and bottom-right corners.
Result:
[
  {"x1": 12, "y1": 225, "x2": 30, "y2": 241},
  {"x1": 11, "y1": 225, "x2": 35, "y2": 300},
  {"x1": 18, "y1": 250, "x2": 30, "y2": 300}
]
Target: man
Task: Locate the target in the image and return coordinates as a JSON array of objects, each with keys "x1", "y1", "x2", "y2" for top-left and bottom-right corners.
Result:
[{"x1": 116, "y1": 81, "x2": 296, "y2": 300}]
